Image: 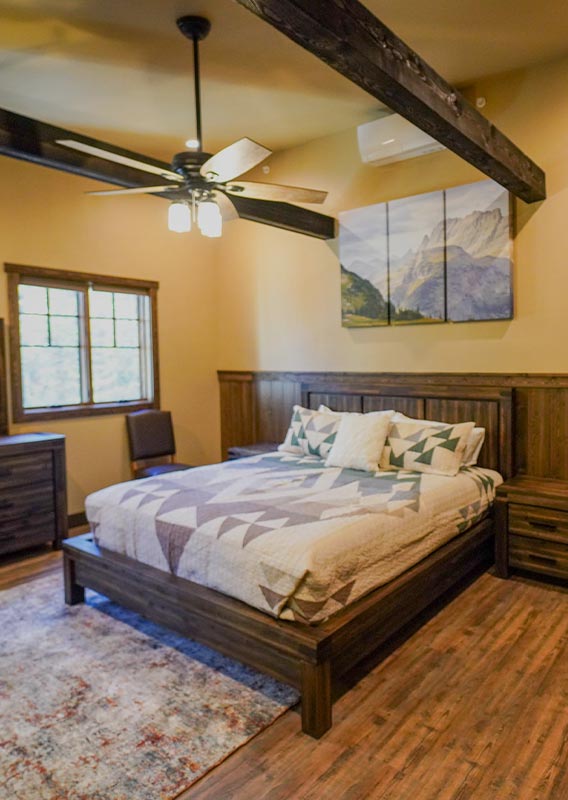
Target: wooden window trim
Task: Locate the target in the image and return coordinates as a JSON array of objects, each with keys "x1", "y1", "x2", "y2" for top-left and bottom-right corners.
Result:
[{"x1": 5, "y1": 263, "x2": 160, "y2": 423}]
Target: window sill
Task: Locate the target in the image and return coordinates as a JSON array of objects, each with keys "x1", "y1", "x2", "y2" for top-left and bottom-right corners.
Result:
[{"x1": 12, "y1": 400, "x2": 158, "y2": 423}]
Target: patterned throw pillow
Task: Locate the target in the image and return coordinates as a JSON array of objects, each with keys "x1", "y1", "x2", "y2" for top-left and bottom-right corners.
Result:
[
  {"x1": 380, "y1": 419, "x2": 475, "y2": 476},
  {"x1": 392, "y1": 412, "x2": 485, "y2": 467},
  {"x1": 278, "y1": 405, "x2": 340, "y2": 459}
]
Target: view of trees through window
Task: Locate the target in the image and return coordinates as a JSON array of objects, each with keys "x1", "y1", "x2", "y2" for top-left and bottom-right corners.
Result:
[{"x1": 18, "y1": 282, "x2": 153, "y2": 411}]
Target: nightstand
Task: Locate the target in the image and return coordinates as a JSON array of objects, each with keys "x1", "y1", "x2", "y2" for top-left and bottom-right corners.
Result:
[
  {"x1": 227, "y1": 442, "x2": 279, "y2": 460},
  {"x1": 495, "y1": 476, "x2": 568, "y2": 581}
]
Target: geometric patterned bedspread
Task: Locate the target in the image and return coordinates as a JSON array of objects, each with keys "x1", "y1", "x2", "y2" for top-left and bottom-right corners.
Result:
[{"x1": 86, "y1": 452, "x2": 502, "y2": 624}]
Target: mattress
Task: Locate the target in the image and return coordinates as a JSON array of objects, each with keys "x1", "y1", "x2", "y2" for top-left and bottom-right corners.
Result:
[{"x1": 86, "y1": 452, "x2": 503, "y2": 624}]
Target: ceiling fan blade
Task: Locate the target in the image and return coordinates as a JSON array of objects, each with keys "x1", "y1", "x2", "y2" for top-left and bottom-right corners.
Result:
[
  {"x1": 213, "y1": 191, "x2": 239, "y2": 221},
  {"x1": 87, "y1": 185, "x2": 176, "y2": 197},
  {"x1": 56, "y1": 140, "x2": 183, "y2": 182},
  {"x1": 229, "y1": 195, "x2": 336, "y2": 240},
  {"x1": 200, "y1": 138, "x2": 271, "y2": 182},
  {"x1": 226, "y1": 180, "x2": 327, "y2": 205}
]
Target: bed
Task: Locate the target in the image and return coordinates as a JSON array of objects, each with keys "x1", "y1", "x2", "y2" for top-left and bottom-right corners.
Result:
[{"x1": 63, "y1": 383, "x2": 513, "y2": 738}]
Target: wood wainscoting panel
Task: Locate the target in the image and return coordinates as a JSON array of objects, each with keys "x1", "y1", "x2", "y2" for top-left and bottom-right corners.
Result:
[
  {"x1": 520, "y1": 388, "x2": 568, "y2": 479},
  {"x1": 218, "y1": 372, "x2": 255, "y2": 458},
  {"x1": 424, "y1": 398, "x2": 501, "y2": 472},
  {"x1": 254, "y1": 378, "x2": 301, "y2": 444}
]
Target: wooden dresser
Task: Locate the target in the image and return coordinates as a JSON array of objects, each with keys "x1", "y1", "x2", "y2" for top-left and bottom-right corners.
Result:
[
  {"x1": 0, "y1": 433, "x2": 67, "y2": 556},
  {"x1": 495, "y1": 476, "x2": 568, "y2": 582}
]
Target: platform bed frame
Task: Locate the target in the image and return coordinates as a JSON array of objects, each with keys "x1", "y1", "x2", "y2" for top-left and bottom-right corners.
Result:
[{"x1": 63, "y1": 383, "x2": 513, "y2": 738}]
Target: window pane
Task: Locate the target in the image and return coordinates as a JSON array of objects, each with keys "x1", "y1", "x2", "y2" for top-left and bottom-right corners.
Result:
[
  {"x1": 90, "y1": 318, "x2": 114, "y2": 347},
  {"x1": 19, "y1": 285, "x2": 48, "y2": 314},
  {"x1": 90, "y1": 290, "x2": 114, "y2": 318},
  {"x1": 21, "y1": 347, "x2": 81, "y2": 408},
  {"x1": 115, "y1": 319, "x2": 139, "y2": 347},
  {"x1": 114, "y1": 293, "x2": 139, "y2": 319},
  {"x1": 50, "y1": 316, "x2": 80, "y2": 347},
  {"x1": 49, "y1": 288, "x2": 79, "y2": 316},
  {"x1": 91, "y1": 348, "x2": 142, "y2": 403},
  {"x1": 20, "y1": 314, "x2": 48, "y2": 346}
]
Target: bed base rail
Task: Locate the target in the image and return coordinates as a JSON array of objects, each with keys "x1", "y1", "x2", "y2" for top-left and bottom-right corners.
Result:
[{"x1": 63, "y1": 518, "x2": 493, "y2": 738}]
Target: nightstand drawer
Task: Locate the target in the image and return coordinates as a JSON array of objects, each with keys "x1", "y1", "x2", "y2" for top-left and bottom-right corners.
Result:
[
  {"x1": 509, "y1": 504, "x2": 568, "y2": 544},
  {"x1": 509, "y1": 534, "x2": 568, "y2": 580},
  {"x1": 0, "y1": 452, "x2": 53, "y2": 491}
]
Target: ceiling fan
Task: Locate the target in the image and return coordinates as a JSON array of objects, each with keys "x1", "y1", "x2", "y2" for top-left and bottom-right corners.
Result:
[{"x1": 54, "y1": 16, "x2": 328, "y2": 238}]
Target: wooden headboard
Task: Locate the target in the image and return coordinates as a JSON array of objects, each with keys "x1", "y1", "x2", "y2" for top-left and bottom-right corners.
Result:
[
  {"x1": 217, "y1": 371, "x2": 515, "y2": 480},
  {"x1": 300, "y1": 381, "x2": 513, "y2": 478}
]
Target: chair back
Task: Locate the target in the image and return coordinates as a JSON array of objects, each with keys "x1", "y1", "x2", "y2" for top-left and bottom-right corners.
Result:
[{"x1": 126, "y1": 410, "x2": 176, "y2": 462}]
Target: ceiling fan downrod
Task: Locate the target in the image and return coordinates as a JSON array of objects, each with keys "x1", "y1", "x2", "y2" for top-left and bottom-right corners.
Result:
[{"x1": 176, "y1": 16, "x2": 211, "y2": 153}]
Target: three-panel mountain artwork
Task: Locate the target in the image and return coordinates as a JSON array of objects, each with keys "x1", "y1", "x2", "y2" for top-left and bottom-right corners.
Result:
[{"x1": 339, "y1": 179, "x2": 513, "y2": 327}]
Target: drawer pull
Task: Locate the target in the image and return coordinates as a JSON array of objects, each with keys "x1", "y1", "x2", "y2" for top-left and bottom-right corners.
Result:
[
  {"x1": 0, "y1": 500, "x2": 14, "y2": 510},
  {"x1": 528, "y1": 553, "x2": 558, "y2": 566},
  {"x1": 527, "y1": 518, "x2": 558, "y2": 532}
]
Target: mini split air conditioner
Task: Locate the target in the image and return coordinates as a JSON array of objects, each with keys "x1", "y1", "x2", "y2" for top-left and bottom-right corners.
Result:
[{"x1": 357, "y1": 113, "x2": 445, "y2": 166}]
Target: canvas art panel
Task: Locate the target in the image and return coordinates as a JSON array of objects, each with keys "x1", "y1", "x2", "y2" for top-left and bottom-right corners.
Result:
[
  {"x1": 445, "y1": 179, "x2": 513, "y2": 321},
  {"x1": 339, "y1": 203, "x2": 390, "y2": 326},
  {"x1": 339, "y1": 179, "x2": 513, "y2": 328},
  {"x1": 387, "y1": 189, "x2": 445, "y2": 324}
]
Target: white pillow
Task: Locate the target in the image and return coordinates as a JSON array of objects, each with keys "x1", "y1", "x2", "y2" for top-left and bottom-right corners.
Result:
[
  {"x1": 392, "y1": 412, "x2": 485, "y2": 467},
  {"x1": 325, "y1": 410, "x2": 394, "y2": 472}
]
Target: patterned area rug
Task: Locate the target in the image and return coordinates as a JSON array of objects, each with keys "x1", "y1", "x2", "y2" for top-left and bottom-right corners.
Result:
[{"x1": 0, "y1": 573, "x2": 298, "y2": 800}]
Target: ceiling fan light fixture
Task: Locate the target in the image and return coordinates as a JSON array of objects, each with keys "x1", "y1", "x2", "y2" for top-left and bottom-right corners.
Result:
[
  {"x1": 197, "y1": 199, "x2": 222, "y2": 237},
  {"x1": 168, "y1": 201, "x2": 191, "y2": 233}
]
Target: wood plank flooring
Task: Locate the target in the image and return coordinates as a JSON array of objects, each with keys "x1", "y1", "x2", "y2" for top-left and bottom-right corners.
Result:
[{"x1": 1, "y1": 544, "x2": 566, "y2": 800}]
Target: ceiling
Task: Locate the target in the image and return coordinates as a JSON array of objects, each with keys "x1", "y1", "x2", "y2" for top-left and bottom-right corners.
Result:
[{"x1": 1, "y1": 0, "x2": 567, "y2": 162}]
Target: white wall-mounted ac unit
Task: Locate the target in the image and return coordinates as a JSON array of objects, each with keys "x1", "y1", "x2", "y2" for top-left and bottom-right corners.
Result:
[{"x1": 357, "y1": 113, "x2": 445, "y2": 166}]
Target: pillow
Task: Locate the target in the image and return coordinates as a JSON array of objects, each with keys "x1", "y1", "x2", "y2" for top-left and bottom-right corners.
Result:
[
  {"x1": 278, "y1": 405, "x2": 341, "y2": 459},
  {"x1": 462, "y1": 427, "x2": 486, "y2": 466},
  {"x1": 325, "y1": 410, "x2": 394, "y2": 472},
  {"x1": 392, "y1": 412, "x2": 485, "y2": 467},
  {"x1": 380, "y1": 419, "x2": 475, "y2": 476}
]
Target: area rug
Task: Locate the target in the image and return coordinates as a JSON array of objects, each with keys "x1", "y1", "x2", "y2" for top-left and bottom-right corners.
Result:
[{"x1": 0, "y1": 572, "x2": 299, "y2": 800}]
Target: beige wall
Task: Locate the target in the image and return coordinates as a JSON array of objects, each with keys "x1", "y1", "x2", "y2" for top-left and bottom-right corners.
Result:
[
  {"x1": 0, "y1": 159, "x2": 222, "y2": 512},
  {"x1": 217, "y1": 54, "x2": 568, "y2": 374}
]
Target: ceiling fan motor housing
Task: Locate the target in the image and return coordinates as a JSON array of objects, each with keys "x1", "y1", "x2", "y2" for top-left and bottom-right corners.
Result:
[
  {"x1": 176, "y1": 16, "x2": 211, "y2": 41},
  {"x1": 172, "y1": 150, "x2": 213, "y2": 178}
]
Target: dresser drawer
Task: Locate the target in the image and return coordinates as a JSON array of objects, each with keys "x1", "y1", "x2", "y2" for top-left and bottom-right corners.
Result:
[
  {"x1": 0, "y1": 514, "x2": 57, "y2": 554},
  {"x1": 0, "y1": 483, "x2": 54, "y2": 524},
  {"x1": 0, "y1": 452, "x2": 53, "y2": 491},
  {"x1": 509, "y1": 534, "x2": 568, "y2": 580},
  {"x1": 509, "y1": 504, "x2": 568, "y2": 544}
]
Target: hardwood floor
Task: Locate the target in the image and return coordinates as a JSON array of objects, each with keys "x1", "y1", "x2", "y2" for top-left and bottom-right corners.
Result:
[{"x1": 1, "y1": 544, "x2": 566, "y2": 800}]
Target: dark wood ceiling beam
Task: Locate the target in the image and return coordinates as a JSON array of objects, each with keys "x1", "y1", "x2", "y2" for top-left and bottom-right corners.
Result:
[
  {"x1": 235, "y1": 0, "x2": 546, "y2": 203},
  {"x1": 0, "y1": 108, "x2": 170, "y2": 189},
  {"x1": 0, "y1": 108, "x2": 336, "y2": 239}
]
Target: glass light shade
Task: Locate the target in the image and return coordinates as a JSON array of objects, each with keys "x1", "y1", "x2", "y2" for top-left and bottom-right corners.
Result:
[
  {"x1": 197, "y1": 200, "x2": 223, "y2": 238},
  {"x1": 168, "y1": 202, "x2": 191, "y2": 233}
]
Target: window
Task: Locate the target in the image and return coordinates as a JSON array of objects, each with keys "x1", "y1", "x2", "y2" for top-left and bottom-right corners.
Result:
[{"x1": 6, "y1": 264, "x2": 159, "y2": 421}]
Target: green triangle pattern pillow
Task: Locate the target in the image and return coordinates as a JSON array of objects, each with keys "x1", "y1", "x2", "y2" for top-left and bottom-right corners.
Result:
[
  {"x1": 380, "y1": 420, "x2": 475, "y2": 476},
  {"x1": 278, "y1": 405, "x2": 341, "y2": 458}
]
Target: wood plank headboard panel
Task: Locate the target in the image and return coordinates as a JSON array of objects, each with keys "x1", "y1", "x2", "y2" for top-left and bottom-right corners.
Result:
[{"x1": 301, "y1": 382, "x2": 513, "y2": 477}]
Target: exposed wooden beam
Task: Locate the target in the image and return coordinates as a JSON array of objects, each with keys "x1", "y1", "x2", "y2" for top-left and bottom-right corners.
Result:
[
  {"x1": 0, "y1": 108, "x2": 167, "y2": 189},
  {"x1": 0, "y1": 108, "x2": 336, "y2": 239},
  {"x1": 235, "y1": 0, "x2": 546, "y2": 203}
]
